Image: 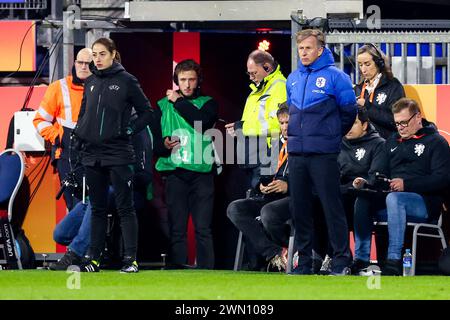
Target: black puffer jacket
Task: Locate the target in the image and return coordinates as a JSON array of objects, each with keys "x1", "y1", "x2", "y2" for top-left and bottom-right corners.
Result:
[
  {"x1": 338, "y1": 124, "x2": 385, "y2": 192},
  {"x1": 354, "y1": 75, "x2": 405, "y2": 139},
  {"x1": 75, "y1": 62, "x2": 153, "y2": 166},
  {"x1": 383, "y1": 120, "x2": 450, "y2": 222}
]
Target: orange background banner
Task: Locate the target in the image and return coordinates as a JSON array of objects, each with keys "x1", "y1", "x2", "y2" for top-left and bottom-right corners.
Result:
[
  {"x1": 404, "y1": 84, "x2": 450, "y2": 142},
  {"x1": 0, "y1": 20, "x2": 36, "y2": 72},
  {"x1": 0, "y1": 85, "x2": 66, "y2": 254}
]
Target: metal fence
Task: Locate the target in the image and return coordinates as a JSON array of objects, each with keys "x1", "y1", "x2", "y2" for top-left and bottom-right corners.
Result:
[{"x1": 325, "y1": 31, "x2": 450, "y2": 85}]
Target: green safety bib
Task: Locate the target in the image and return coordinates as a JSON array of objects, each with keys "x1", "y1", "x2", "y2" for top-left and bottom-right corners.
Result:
[{"x1": 155, "y1": 96, "x2": 214, "y2": 173}]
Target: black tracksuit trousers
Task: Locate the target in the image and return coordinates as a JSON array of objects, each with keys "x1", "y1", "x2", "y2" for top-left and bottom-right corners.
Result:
[
  {"x1": 85, "y1": 163, "x2": 138, "y2": 263},
  {"x1": 289, "y1": 153, "x2": 351, "y2": 269},
  {"x1": 165, "y1": 172, "x2": 215, "y2": 269}
]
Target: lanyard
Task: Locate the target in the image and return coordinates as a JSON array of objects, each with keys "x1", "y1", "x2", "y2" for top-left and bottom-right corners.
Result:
[
  {"x1": 360, "y1": 73, "x2": 381, "y2": 103},
  {"x1": 360, "y1": 82, "x2": 375, "y2": 103},
  {"x1": 276, "y1": 140, "x2": 288, "y2": 173}
]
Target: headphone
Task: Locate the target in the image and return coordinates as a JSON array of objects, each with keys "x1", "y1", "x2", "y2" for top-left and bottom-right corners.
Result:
[
  {"x1": 173, "y1": 59, "x2": 203, "y2": 87},
  {"x1": 364, "y1": 43, "x2": 385, "y2": 71},
  {"x1": 263, "y1": 64, "x2": 270, "y2": 72}
]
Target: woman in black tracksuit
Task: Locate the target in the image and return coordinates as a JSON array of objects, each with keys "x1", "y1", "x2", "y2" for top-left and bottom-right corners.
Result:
[
  {"x1": 74, "y1": 38, "x2": 153, "y2": 273},
  {"x1": 354, "y1": 44, "x2": 405, "y2": 139}
]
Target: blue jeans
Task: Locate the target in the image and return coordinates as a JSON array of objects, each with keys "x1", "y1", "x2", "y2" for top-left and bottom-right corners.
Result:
[
  {"x1": 354, "y1": 192, "x2": 428, "y2": 261},
  {"x1": 52, "y1": 187, "x2": 145, "y2": 259},
  {"x1": 385, "y1": 192, "x2": 428, "y2": 260},
  {"x1": 53, "y1": 201, "x2": 91, "y2": 257}
]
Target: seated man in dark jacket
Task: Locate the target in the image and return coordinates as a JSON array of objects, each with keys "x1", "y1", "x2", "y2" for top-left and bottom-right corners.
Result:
[
  {"x1": 340, "y1": 107, "x2": 386, "y2": 226},
  {"x1": 227, "y1": 105, "x2": 290, "y2": 272},
  {"x1": 354, "y1": 98, "x2": 450, "y2": 275},
  {"x1": 339, "y1": 109, "x2": 386, "y2": 196}
]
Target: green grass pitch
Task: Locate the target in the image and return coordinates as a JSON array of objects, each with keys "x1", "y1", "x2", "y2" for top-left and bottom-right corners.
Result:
[{"x1": 0, "y1": 269, "x2": 449, "y2": 300}]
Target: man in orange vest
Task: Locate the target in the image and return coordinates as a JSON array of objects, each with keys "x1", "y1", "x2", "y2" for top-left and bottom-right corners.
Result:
[{"x1": 33, "y1": 48, "x2": 93, "y2": 210}]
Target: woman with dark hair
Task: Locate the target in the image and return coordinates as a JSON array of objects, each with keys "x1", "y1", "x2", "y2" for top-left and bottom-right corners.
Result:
[
  {"x1": 74, "y1": 37, "x2": 153, "y2": 273},
  {"x1": 354, "y1": 44, "x2": 405, "y2": 139}
]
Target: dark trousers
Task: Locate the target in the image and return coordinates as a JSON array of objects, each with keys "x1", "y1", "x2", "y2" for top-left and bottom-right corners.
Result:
[
  {"x1": 227, "y1": 196, "x2": 289, "y2": 261},
  {"x1": 165, "y1": 172, "x2": 215, "y2": 269},
  {"x1": 319, "y1": 193, "x2": 357, "y2": 258},
  {"x1": 260, "y1": 197, "x2": 291, "y2": 248},
  {"x1": 85, "y1": 164, "x2": 137, "y2": 263},
  {"x1": 289, "y1": 153, "x2": 351, "y2": 268}
]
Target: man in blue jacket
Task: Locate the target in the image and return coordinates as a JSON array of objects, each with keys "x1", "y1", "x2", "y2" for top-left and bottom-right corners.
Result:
[{"x1": 287, "y1": 29, "x2": 357, "y2": 275}]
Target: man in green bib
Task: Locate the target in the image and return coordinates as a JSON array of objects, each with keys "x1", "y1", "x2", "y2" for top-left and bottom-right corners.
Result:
[{"x1": 153, "y1": 59, "x2": 218, "y2": 269}]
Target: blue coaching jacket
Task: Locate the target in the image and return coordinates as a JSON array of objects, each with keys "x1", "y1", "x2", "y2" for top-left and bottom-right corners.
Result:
[{"x1": 286, "y1": 47, "x2": 357, "y2": 154}]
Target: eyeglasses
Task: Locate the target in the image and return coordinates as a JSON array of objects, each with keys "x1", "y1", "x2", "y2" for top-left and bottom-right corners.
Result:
[
  {"x1": 395, "y1": 112, "x2": 418, "y2": 128},
  {"x1": 246, "y1": 70, "x2": 258, "y2": 77},
  {"x1": 75, "y1": 60, "x2": 91, "y2": 67}
]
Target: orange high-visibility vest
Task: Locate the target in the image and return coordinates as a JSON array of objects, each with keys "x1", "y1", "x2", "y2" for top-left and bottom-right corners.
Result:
[{"x1": 33, "y1": 75, "x2": 84, "y2": 159}]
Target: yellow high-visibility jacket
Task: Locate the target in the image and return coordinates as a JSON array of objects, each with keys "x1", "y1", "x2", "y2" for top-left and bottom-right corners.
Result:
[
  {"x1": 241, "y1": 65, "x2": 287, "y2": 138},
  {"x1": 33, "y1": 75, "x2": 83, "y2": 159}
]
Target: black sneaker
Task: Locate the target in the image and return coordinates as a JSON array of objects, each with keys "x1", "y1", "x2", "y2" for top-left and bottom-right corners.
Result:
[
  {"x1": 48, "y1": 251, "x2": 82, "y2": 271},
  {"x1": 80, "y1": 258, "x2": 100, "y2": 272},
  {"x1": 120, "y1": 260, "x2": 139, "y2": 273},
  {"x1": 289, "y1": 265, "x2": 313, "y2": 275},
  {"x1": 330, "y1": 265, "x2": 351, "y2": 276},
  {"x1": 289, "y1": 255, "x2": 313, "y2": 275},
  {"x1": 381, "y1": 259, "x2": 402, "y2": 276},
  {"x1": 350, "y1": 259, "x2": 371, "y2": 276},
  {"x1": 312, "y1": 257, "x2": 324, "y2": 274},
  {"x1": 289, "y1": 259, "x2": 313, "y2": 275}
]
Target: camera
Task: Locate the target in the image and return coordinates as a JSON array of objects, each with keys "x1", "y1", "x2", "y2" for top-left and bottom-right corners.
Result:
[{"x1": 56, "y1": 170, "x2": 83, "y2": 200}]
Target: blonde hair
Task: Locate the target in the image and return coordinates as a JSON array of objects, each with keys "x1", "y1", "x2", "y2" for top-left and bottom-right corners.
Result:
[{"x1": 296, "y1": 29, "x2": 325, "y2": 47}]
